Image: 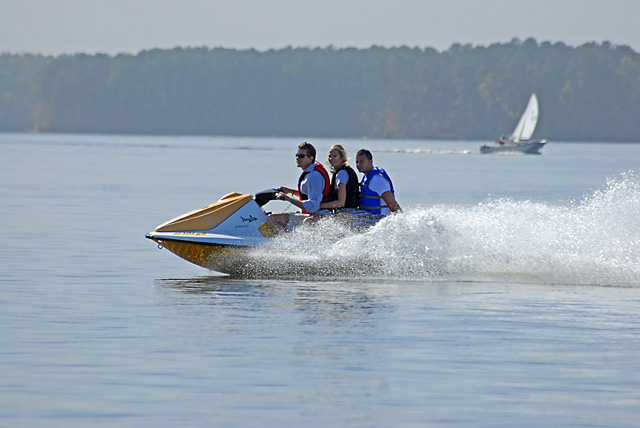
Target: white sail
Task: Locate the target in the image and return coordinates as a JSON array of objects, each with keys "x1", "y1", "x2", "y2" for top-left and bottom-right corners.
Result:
[{"x1": 510, "y1": 93, "x2": 539, "y2": 142}]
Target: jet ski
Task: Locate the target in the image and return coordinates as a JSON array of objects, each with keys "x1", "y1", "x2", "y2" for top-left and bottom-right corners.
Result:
[{"x1": 146, "y1": 189, "x2": 281, "y2": 268}]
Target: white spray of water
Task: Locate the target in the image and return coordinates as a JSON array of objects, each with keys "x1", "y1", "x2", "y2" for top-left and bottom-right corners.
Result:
[{"x1": 213, "y1": 171, "x2": 640, "y2": 285}]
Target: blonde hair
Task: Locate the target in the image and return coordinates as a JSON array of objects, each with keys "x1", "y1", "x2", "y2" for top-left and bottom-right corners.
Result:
[{"x1": 327, "y1": 144, "x2": 350, "y2": 173}]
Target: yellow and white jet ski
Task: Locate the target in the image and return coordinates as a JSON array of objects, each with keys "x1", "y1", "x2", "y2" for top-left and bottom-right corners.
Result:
[{"x1": 146, "y1": 189, "x2": 280, "y2": 268}]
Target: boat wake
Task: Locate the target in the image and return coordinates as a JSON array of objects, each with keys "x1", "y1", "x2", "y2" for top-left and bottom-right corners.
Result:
[
  {"x1": 376, "y1": 147, "x2": 473, "y2": 155},
  {"x1": 209, "y1": 171, "x2": 640, "y2": 286}
]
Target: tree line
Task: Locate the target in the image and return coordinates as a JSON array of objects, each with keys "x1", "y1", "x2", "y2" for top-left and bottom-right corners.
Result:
[{"x1": 1, "y1": 39, "x2": 639, "y2": 142}]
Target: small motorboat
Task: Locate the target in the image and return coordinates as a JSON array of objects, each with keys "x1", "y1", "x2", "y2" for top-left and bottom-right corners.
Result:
[
  {"x1": 146, "y1": 189, "x2": 280, "y2": 268},
  {"x1": 480, "y1": 93, "x2": 548, "y2": 154}
]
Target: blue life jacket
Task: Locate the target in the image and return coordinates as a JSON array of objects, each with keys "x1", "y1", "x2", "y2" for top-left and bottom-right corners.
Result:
[{"x1": 359, "y1": 167, "x2": 395, "y2": 214}]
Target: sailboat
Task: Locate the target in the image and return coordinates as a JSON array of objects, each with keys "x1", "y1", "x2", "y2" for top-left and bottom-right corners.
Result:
[{"x1": 480, "y1": 93, "x2": 547, "y2": 154}]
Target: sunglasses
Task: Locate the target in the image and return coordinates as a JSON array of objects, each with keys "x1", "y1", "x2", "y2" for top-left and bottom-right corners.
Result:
[{"x1": 295, "y1": 154, "x2": 309, "y2": 158}]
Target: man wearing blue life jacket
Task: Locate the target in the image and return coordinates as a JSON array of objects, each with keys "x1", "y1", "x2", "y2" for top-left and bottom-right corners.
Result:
[{"x1": 353, "y1": 149, "x2": 401, "y2": 227}]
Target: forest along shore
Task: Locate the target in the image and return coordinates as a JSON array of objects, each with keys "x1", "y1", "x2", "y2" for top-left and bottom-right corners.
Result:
[{"x1": 1, "y1": 39, "x2": 639, "y2": 142}]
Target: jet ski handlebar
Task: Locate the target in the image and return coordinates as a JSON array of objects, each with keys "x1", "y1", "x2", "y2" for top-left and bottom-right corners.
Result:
[{"x1": 253, "y1": 188, "x2": 281, "y2": 207}]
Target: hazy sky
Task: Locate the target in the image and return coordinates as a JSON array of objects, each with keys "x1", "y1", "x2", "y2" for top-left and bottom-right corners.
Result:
[{"x1": 2, "y1": 0, "x2": 639, "y2": 56}]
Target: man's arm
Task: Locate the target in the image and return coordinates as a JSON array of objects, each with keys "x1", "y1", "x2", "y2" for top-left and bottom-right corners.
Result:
[
  {"x1": 300, "y1": 170, "x2": 325, "y2": 213},
  {"x1": 279, "y1": 194, "x2": 305, "y2": 210},
  {"x1": 278, "y1": 171, "x2": 324, "y2": 213},
  {"x1": 279, "y1": 186, "x2": 300, "y2": 197},
  {"x1": 381, "y1": 191, "x2": 402, "y2": 213},
  {"x1": 369, "y1": 174, "x2": 401, "y2": 213}
]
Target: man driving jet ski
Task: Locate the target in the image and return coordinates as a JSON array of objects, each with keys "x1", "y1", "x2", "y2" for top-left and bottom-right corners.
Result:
[{"x1": 266, "y1": 141, "x2": 330, "y2": 233}]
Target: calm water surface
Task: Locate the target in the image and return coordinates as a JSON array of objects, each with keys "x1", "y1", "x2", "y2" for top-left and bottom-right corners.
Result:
[{"x1": 1, "y1": 133, "x2": 639, "y2": 427}]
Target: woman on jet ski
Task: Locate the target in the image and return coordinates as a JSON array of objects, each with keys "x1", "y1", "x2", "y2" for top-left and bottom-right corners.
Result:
[
  {"x1": 304, "y1": 145, "x2": 360, "y2": 224},
  {"x1": 319, "y1": 144, "x2": 360, "y2": 212}
]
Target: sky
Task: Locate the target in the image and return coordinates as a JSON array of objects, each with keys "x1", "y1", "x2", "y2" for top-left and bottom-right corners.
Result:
[{"x1": 1, "y1": 0, "x2": 639, "y2": 56}]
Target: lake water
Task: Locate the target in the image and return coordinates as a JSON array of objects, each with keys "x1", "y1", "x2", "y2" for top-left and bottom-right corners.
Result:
[{"x1": 1, "y1": 133, "x2": 639, "y2": 427}]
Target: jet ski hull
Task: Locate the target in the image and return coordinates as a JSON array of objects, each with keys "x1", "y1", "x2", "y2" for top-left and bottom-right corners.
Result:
[
  {"x1": 146, "y1": 234, "x2": 253, "y2": 268},
  {"x1": 146, "y1": 191, "x2": 277, "y2": 269}
]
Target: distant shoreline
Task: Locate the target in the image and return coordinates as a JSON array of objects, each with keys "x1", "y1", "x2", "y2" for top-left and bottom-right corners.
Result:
[{"x1": 2, "y1": 41, "x2": 640, "y2": 142}]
